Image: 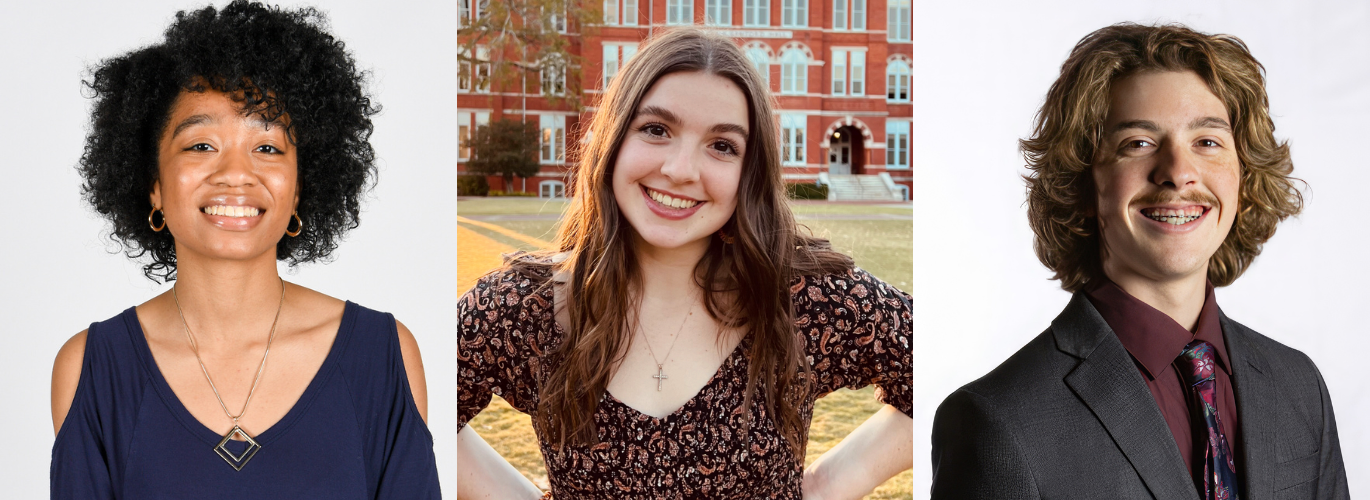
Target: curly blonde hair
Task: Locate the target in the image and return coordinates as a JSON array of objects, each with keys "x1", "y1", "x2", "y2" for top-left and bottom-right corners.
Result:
[{"x1": 1022, "y1": 23, "x2": 1302, "y2": 291}]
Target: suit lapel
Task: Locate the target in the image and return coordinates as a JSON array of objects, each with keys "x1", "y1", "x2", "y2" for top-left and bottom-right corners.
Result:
[
  {"x1": 1222, "y1": 313, "x2": 1275, "y2": 500},
  {"x1": 1055, "y1": 293, "x2": 1200, "y2": 500}
]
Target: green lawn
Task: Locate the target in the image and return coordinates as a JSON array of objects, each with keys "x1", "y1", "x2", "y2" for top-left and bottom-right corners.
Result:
[{"x1": 458, "y1": 197, "x2": 913, "y2": 498}]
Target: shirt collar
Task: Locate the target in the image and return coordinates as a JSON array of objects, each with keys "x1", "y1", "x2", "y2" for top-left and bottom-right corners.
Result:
[{"x1": 1084, "y1": 278, "x2": 1231, "y2": 379}]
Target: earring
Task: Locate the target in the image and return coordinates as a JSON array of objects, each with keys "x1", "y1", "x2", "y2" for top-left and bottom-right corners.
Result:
[
  {"x1": 148, "y1": 207, "x2": 166, "y2": 232},
  {"x1": 718, "y1": 230, "x2": 735, "y2": 244},
  {"x1": 285, "y1": 212, "x2": 304, "y2": 237}
]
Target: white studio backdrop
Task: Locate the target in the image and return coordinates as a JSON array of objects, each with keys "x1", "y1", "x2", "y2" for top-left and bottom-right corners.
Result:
[
  {"x1": 909, "y1": 0, "x2": 1369, "y2": 496},
  {"x1": 0, "y1": 0, "x2": 459, "y2": 497}
]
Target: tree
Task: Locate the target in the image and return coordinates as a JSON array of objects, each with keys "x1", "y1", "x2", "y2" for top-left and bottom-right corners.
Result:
[
  {"x1": 458, "y1": 0, "x2": 600, "y2": 110},
  {"x1": 463, "y1": 119, "x2": 541, "y2": 190}
]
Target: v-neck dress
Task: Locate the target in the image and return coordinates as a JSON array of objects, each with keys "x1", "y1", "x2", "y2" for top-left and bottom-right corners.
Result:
[
  {"x1": 457, "y1": 264, "x2": 913, "y2": 498},
  {"x1": 51, "y1": 302, "x2": 440, "y2": 499}
]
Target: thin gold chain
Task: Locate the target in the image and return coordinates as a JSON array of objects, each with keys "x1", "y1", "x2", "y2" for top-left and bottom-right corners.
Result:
[
  {"x1": 172, "y1": 278, "x2": 286, "y2": 425},
  {"x1": 637, "y1": 300, "x2": 693, "y2": 371}
]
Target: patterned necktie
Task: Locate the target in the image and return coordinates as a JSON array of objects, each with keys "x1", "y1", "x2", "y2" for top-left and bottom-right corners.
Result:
[{"x1": 1178, "y1": 340, "x2": 1240, "y2": 500}]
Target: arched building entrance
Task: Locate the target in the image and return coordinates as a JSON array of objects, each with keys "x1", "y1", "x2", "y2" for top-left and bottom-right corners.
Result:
[{"x1": 826, "y1": 125, "x2": 866, "y2": 175}]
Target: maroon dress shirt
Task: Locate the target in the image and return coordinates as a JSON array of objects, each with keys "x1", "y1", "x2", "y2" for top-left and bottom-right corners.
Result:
[{"x1": 1085, "y1": 279, "x2": 1241, "y2": 485}]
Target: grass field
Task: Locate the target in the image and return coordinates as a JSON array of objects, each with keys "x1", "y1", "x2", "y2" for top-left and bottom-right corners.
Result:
[{"x1": 457, "y1": 197, "x2": 914, "y2": 498}]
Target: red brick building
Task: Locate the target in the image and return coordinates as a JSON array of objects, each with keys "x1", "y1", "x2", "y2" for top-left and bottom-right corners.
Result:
[{"x1": 458, "y1": 0, "x2": 912, "y2": 199}]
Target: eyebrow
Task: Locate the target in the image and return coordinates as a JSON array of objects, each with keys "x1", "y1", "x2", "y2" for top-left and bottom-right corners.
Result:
[
  {"x1": 1189, "y1": 116, "x2": 1232, "y2": 131},
  {"x1": 170, "y1": 114, "x2": 214, "y2": 139},
  {"x1": 635, "y1": 105, "x2": 748, "y2": 137},
  {"x1": 1108, "y1": 116, "x2": 1232, "y2": 135}
]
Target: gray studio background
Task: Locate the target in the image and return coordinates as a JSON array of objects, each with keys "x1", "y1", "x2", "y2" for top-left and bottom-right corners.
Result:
[
  {"x1": 2, "y1": 0, "x2": 1366, "y2": 498},
  {"x1": 908, "y1": 0, "x2": 1368, "y2": 496},
  {"x1": 0, "y1": 0, "x2": 458, "y2": 496}
]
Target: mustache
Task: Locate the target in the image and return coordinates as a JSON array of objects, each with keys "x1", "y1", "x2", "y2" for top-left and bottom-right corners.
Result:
[{"x1": 1132, "y1": 191, "x2": 1219, "y2": 208}]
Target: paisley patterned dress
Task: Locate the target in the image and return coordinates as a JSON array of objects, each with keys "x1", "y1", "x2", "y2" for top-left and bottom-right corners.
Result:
[{"x1": 457, "y1": 261, "x2": 912, "y2": 499}]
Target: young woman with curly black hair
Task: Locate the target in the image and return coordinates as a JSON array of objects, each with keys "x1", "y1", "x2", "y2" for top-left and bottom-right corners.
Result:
[{"x1": 49, "y1": 2, "x2": 439, "y2": 498}]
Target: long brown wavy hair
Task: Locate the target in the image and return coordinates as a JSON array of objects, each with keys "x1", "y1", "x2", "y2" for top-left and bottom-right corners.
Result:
[
  {"x1": 509, "y1": 27, "x2": 852, "y2": 459},
  {"x1": 1022, "y1": 23, "x2": 1303, "y2": 291}
]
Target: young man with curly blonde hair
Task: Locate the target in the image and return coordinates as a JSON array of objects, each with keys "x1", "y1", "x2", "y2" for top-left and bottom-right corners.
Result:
[{"x1": 931, "y1": 23, "x2": 1348, "y2": 500}]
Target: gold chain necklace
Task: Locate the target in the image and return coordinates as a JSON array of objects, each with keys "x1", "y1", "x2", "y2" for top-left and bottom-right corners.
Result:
[{"x1": 172, "y1": 278, "x2": 285, "y2": 471}]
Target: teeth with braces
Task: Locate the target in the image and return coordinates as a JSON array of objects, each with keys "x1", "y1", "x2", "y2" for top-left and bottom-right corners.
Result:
[
  {"x1": 647, "y1": 188, "x2": 701, "y2": 209},
  {"x1": 1143, "y1": 208, "x2": 1202, "y2": 225},
  {"x1": 203, "y1": 205, "x2": 261, "y2": 218}
]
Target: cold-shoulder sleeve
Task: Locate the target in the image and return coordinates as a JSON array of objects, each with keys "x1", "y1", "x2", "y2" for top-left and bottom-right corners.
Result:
[
  {"x1": 457, "y1": 269, "x2": 553, "y2": 431},
  {"x1": 796, "y1": 268, "x2": 913, "y2": 418}
]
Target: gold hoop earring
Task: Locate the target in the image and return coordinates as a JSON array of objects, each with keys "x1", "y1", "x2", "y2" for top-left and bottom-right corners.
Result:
[
  {"x1": 718, "y1": 230, "x2": 735, "y2": 244},
  {"x1": 148, "y1": 207, "x2": 166, "y2": 232},
  {"x1": 285, "y1": 212, "x2": 304, "y2": 237}
]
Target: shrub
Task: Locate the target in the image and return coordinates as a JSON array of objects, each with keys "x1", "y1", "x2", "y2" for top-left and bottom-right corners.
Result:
[
  {"x1": 458, "y1": 175, "x2": 490, "y2": 196},
  {"x1": 488, "y1": 190, "x2": 538, "y2": 197},
  {"x1": 786, "y1": 183, "x2": 828, "y2": 200}
]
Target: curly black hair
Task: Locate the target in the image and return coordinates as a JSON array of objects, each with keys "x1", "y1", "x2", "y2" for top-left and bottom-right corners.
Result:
[{"x1": 79, "y1": 0, "x2": 379, "y2": 282}]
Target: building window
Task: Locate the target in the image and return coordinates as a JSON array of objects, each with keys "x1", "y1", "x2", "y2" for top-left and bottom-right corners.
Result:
[
  {"x1": 459, "y1": 60, "x2": 472, "y2": 92},
  {"x1": 459, "y1": 112, "x2": 490, "y2": 161},
  {"x1": 460, "y1": 0, "x2": 490, "y2": 26},
  {"x1": 547, "y1": 8, "x2": 566, "y2": 32},
  {"x1": 886, "y1": 58, "x2": 910, "y2": 102},
  {"x1": 541, "y1": 115, "x2": 567, "y2": 164},
  {"x1": 668, "y1": 0, "x2": 693, "y2": 24},
  {"x1": 461, "y1": 47, "x2": 491, "y2": 93},
  {"x1": 745, "y1": 46, "x2": 771, "y2": 87},
  {"x1": 744, "y1": 0, "x2": 769, "y2": 27},
  {"x1": 851, "y1": 50, "x2": 864, "y2": 95},
  {"x1": 605, "y1": 0, "x2": 638, "y2": 25},
  {"x1": 885, "y1": 120, "x2": 909, "y2": 169},
  {"x1": 603, "y1": 43, "x2": 639, "y2": 89},
  {"x1": 540, "y1": 180, "x2": 567, "y2": 198},
  {"x1": 475, "y1": 51, "x2": 491, "y2": 93},
  {"x1": 832, "y1": 0, "x2": 862, "y2": 30},
  {"x1": 459, "y1": 114, "x2": 471, "y2": 160},
  {"x1": 781, "y1": 114, "x2": 806, "y2": 165},
  {"x1": 780, "y1": 49, "x2": 807, "y2": 94},
  {"x1": 830, "y1": 48, "x2": 864, "y2": 96},
  {"x1": 782, "y1": 0, "x2": 806, "y2": 27},
  {"x1": 541, "y1": 57, "x2": 565, "y2": 96},
  {"x1": 706, "y1": 0, "x2": 731, "y2": 25},
  {"x1": 888, "y1": 0, "x2": 910, "y2": 41},
  {"x1": 832, "y1": 50, "x2": 845, "y2": 96}
]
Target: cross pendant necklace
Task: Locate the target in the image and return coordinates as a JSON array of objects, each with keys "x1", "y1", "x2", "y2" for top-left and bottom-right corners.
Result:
[
  {"x1": 639, "y1": 302, "x2": 693, "y2": 391},
  {"x1": 652, "y1": 365, "x2": 669, "y2": 391}
]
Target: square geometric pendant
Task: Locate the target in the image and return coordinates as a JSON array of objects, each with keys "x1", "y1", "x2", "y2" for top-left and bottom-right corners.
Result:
[{"x1": 214, "y1": 425, "x2": 262, "y2": 471}]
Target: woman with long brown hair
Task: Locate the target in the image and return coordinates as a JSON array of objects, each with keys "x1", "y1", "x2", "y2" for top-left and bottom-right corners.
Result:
[{"x1": 457, "y1": 27, "x2": 912, "y2": 499}]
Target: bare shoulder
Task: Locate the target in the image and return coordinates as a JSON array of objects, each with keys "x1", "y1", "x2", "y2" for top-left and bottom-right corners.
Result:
[
  {"x1": 394, "y1": 319, "x2": 429, "y2": 423},
  {"x1": 51, "y1": 330, "x2": 89, "y2": 435}
]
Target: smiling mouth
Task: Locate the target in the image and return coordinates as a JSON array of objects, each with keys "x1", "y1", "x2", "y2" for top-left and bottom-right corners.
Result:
[
  {"x1": 202, "y1": 205, "x2": 263, "y2": 218},
  {"x1": 1142, "y1": 206, "x2": 1205, "y2": 225},
  {"x1": 643, "y1": 186, "x2": 702, "y2": 209}
]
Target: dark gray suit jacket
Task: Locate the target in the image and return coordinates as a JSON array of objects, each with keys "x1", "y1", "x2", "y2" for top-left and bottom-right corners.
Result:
[{"x1": 931, "y1": 293, "x2": 1348, "y2": 499}]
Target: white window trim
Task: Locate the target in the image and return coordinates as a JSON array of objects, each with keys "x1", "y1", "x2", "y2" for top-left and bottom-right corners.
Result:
[
  {"x1": 781, "y1": 114, "x2": 807, "y2": 166},
  {"x1": 744, "y1": 0, "x2": 770, "y2": 27},
  {"x1": 782, "y1": 0, "x2": 807, "y2": 28},
  {"x1": 779, "y1": 49, "x2": 808, "y2": 95},
  {"x1": 886, "y1": 58, "x2": 911, "y2": 103},
  {"x1": 667, "y1": 0, "x2": 694, "y2": 24},
  {"x1": 885, "y1": 120, "x2": 910, "y2": 170},
  {"x1": 541, "y1": 115, "x2": 567, "y2": 164},
  {"x1": 887, "y1": 0, "x2": 910, "y2": 42},
  {"x1": 706, "y1": 0, "x2": 732, "y2": 25}
]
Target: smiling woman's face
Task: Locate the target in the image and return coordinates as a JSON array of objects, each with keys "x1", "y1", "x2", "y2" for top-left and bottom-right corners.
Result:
[
  {"x1": 611, "y1": 71, "x2": 749, "y2": 255},
  {"x1": 150, "y1": 88, "x2": 298, "y2": 263}
]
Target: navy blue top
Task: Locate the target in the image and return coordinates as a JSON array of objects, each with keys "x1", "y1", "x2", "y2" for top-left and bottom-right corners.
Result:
[{"x1": 51, "y1": 302, "x2": 440, "y2": 499}]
